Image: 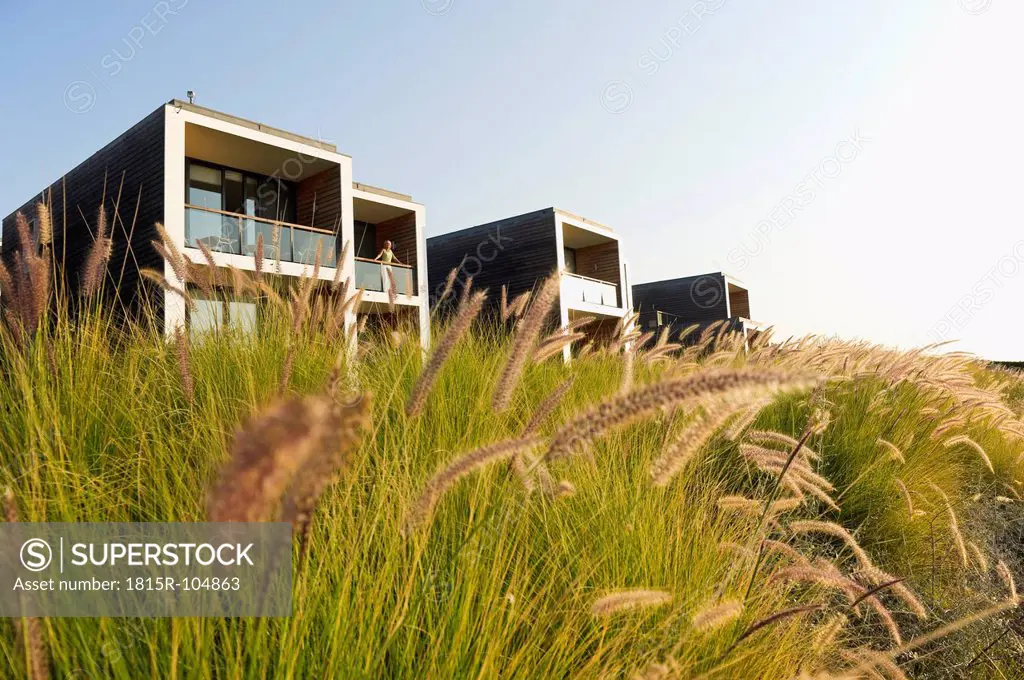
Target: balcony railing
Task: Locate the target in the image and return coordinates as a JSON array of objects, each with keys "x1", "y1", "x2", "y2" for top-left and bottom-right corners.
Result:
[
  {"x1": 563, "y1": 272, "x2": 619, "y2": 307},
  {"x1": 354, "y1": 257, "x2": 415, "y2": 296},
  {"x1": 185, "y1": 205, "x2": 338, "y2": 267}
]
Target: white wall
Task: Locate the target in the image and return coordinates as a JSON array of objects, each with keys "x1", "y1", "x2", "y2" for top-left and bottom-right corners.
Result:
[{"x1": 161, "y1": 104, "x2": 355, "y2": 340}]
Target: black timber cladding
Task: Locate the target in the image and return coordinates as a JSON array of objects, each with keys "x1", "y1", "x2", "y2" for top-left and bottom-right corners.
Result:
[
  {"x1": 2, "y1": 105, "x2": 167, "y2": 324},
  {"x1": 632, "y1": 273, "x2": 732, "y2": 331},
  {"x1": 426, "y1": 208, "x2": 559, "y2": 312}
]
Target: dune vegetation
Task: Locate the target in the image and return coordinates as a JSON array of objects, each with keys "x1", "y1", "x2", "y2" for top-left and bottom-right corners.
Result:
[{"x1": 1, "y1": 204, "x2": 1023, "y2": 678}]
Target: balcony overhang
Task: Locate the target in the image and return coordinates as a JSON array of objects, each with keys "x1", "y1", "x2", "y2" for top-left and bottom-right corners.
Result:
[
  {"x1": 561, "y1": 222, "x2": 617, "y2": 249},
  {"x1": 353, "y1": 184, "x2": 419, "y2": 222},
  {"x1": 184, "y1": 122, "x2": 339, "y2": 180}
]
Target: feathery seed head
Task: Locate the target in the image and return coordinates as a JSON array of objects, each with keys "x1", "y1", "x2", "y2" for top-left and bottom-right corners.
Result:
[
  {"x1": 208, "y1": 393, "x2": 368, "y2": 523},
  {"x1": 591, "y1": 589, "x2": 672, "y2": 617},
  {"x1": 547, "y1": 369, "x2": 819, "y2": 462},
  {"x1": 407, "y1": 289, "x2": 487, "y2": 417},
  {"x1": 692, "y1": 599, "x2": 743, "y2": 632},
  {"x1": 405, "y1": 435, "x2": 544, "y2": 534},
  {"x1": 493, "y1": 273, "x2": 561, "y2": 412}
]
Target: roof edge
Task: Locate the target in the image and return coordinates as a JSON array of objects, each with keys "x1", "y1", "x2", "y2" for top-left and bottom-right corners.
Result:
[{"x1": 167, "y1": 99, "x2": 347, "y2": 156}]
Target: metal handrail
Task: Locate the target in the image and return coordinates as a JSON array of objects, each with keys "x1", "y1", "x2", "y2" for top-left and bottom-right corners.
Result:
[
  {"x1": 184, "y1": 204, "x2": 336, "y2": 235},
  {"x1": 353, "y1": 256, "x2": 414, "y2": 270},
  {"x1": 563, "y1": 270, "x2": 618, "y2": 286}
]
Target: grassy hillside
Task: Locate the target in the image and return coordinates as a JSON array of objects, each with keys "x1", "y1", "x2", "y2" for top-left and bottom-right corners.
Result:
[{"x1": 1, "y1": 209, "x2": 1023, "y2": 678}]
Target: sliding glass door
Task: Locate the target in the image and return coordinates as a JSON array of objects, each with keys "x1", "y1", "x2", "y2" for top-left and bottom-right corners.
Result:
[{"x1": 185, "y1": 159, "x2": 299, "y2": 257}]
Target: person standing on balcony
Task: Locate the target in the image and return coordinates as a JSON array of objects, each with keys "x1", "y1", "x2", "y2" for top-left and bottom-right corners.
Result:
[
  {"x1": 374, "y1": 240, "x2": 402, "y2": 266},
  {"x1": 375, "y1": 240, "x2": 403, "y2": 294}
]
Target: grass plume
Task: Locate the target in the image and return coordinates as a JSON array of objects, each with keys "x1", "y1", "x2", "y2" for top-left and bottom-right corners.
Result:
[
  {"x1": 547, "y1": 369, "x2": 818, "y2": 462},
  {"x1": 692, "y1": 600, "x2": 743, "y2": 632},
  {"x1": 591, "y1": 589, "x2": 672, "y2": 616},
  {"x1": 208, "y1": 394, "x2": 354, "y2": 523},
  {"x1": 405, "y1": 435, "x2": 544, "y2": 534},
  {"x1": 406, "y1": 290, "x2": 487, "y2": 417},
  {"x1": 493, "y1": 273, "x2": 561, "y2": 412}
]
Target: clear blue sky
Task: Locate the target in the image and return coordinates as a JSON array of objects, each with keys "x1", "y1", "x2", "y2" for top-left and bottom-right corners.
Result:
[{"x1": 2, "y1": 0, "x2": 1021, "y2": 359}]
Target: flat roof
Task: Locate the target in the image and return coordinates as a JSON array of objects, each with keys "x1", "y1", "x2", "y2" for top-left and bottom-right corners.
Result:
[
  {"x1": 553, "y1": 207, "x2": 613, "y2": 232},
  {"x1": 634, "y1": 271, "x2": 748, "y2": 289},
  {"x1": 353, "y1": 182, "x2": 413, "y2": 203},
  {"x1": 168, "y1": 99, "x2": 347, "y2": 156}
]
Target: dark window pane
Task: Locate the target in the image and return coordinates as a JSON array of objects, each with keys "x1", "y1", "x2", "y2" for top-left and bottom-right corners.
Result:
[
  {"x1": 277, "y1": 182, "x2": 295, "y2": 223},
  {"x1": 223, "y1": 170, "x2": 244, "y2": 215},
  {"x1": 188, "y1": 164, "x2": 222, "y2": 210},
  {"x1": 355, "y1": 221, "x2": 377, "y2": 259},
  {"x1": 255, "y1": 178, "x2": 279, "y2": 221}
]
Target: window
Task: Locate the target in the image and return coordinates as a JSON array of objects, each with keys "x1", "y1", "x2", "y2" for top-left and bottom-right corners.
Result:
[
  {"x1": 253, "y1": 177, "x2": 296, "y2": 224},
  {"x1": 185, "y1": 160, "x2": 298, "y2": 224},
  {"x1": 189, "y1": 294, "x2": 258, "y2": 337},
  {"x1": 223, "y1": 170, "x2": 245, "y2": 214},
  {"x1": 563, "y1": 247, "x2": 577, "y2": 274},
  {"x1": 185, "y1": 160, "x2": 300, "y2": 255},
  {"x1": 354, "y1": 221, "x2": 377, "y2": 259},
  {"x1": 186, "y1": 162, "x2": 229, "y2": 251}
]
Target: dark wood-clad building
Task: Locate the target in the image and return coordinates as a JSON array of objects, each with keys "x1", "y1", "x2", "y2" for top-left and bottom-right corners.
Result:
[
  {"x1": 2, "y1": 99, "x2": 430, "y2": 348},
  {"x1": 426, "y1": 207, "x2": 633, "y2": 360},
  {"x1": 632, "y1": 272, "x2": 765, "y2": 342}
]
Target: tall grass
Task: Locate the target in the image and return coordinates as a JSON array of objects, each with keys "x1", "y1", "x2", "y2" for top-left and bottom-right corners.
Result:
[{"x1": 1, "y1": 205, "x2": 1023, "y2": 678}]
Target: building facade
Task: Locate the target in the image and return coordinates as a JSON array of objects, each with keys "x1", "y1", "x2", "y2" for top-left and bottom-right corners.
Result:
[
  {"x1": 1, "y1": 100, "x2": 430, "y2": 349},
  {"x1": 426, "y1": 207, "x2": 633, "y2": 359},
  {"x1": 632, "y1": 272, "x2": 765, "y2": 342}
]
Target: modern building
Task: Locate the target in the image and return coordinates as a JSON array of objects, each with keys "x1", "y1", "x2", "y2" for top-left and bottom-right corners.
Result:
[
  {"x1": 426, "y1": 207, "x2": 633, "y2": 359},
  {"x1": 632, "y1": 272, "x2": 765, "y2": 342},
  {"x1": 1, "y1": 99, "x2": 430, "y2": 349}
]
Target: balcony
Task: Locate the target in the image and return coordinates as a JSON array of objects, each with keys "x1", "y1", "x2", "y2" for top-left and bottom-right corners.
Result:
[
  {"x1": 185, "y1": 205, "x2": 337, "y2": 267},
  {"x1": 354, "y1": 257, "x2": 415, "y2": 296},
  {"x1": 562, "y1": 272, "x2": 619, "y2": 308}
]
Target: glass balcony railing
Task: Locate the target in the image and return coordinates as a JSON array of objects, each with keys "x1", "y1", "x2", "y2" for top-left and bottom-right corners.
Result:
[
  {"x1": 354, "y1": 257, "x2": 415, "y2": 296},
  {"x1": 185, "y1": 205, "x2": 337, "y2": 267},
  {"x1": 562, "y1": 272, "x2": 619, "y2": 307}
]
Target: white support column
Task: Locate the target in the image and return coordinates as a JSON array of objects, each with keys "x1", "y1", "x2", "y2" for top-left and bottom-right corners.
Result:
[
  {"x1": 163, "y1": 106, "x2": 187, "y2": 338},
  {"x1": 553, "y1": 215, "x2": 571, "y2": 363},
  {"x1": 415, "y1": 203, "x2": 430, "y2": 352}
]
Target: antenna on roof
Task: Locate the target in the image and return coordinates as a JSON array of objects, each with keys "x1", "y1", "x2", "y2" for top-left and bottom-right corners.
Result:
[{"x1": 186, "y1": 90, "x2": 196, "y2": 105}]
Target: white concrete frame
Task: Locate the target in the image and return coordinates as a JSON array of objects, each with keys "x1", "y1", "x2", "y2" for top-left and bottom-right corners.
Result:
[
  {"x1": 161, "y1": 104, "x2": 430, "y2": 351},
  {"x1": 720, "y1": 273, "x2": 767, "y2": 345},
  {"x1": 552, "y1": 209, "x2": 632, "y2": 361},
  {"x1": 353, "y1": 186, "x2": 430, "y2": 351}
]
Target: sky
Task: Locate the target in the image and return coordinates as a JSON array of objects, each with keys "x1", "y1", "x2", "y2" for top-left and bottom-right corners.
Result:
[{"x1": 1, "y1": 0, "x2": 1022, "y2": 359}]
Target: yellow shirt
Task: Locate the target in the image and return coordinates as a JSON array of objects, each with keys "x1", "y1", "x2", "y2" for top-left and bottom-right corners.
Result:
[{"x1": 377, "y1": 249, "x2": 395, "y2": 264}]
